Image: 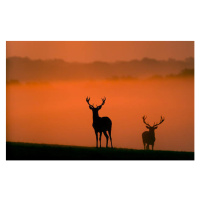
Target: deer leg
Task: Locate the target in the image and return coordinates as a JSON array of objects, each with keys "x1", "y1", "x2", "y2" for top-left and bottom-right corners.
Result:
[
  {"x1": 147, "y1": 144, "x2": 149, "y2": 150},
  {"x1": 143, "y1": 143, "x2": 145, "y2": 150},
  {"x1": 103, "y1": 131, "x2": 108, "y2": 148},
  {"x1": 99, "y1": 132, "x2": 102, "y2": 148},
  {"x1": 95, "y1": 132, "x2": 98, "y2": 148},
  {"x1": 152, "y1": 144, "x2": 154, "y2": 150},
  {"x1": 108, "y1": 130, "x2": 113, "y2": 148}
]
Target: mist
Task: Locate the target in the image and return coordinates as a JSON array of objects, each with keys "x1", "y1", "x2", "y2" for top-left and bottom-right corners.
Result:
[{"x1": 6, "y1": 77, "x2": 194, "y2": 151}]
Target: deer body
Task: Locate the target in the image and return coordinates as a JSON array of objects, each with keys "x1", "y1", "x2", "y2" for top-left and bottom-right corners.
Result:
[
  {"x1": 142, "y1": 116, "x2": 165, "y2": 150},
  {"x1": 86, "y1": 97, "x2": 113, "y2": 148},
  {"x1": 92, "y1": 116, "x2": 112, "y2": 134},
  {"x1": 142, "y1": 129, "x2": 156, "y2": 150}
]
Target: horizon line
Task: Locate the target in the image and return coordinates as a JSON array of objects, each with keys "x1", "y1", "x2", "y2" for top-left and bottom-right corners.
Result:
[{"x1": 6, "y1": 56, "x2": 194, "y2": 64}]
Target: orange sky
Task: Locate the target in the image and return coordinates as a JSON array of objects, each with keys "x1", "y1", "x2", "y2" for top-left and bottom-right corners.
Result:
[
  {"x1": 6, "y1": 41, "x2": 194, "y2": 151},
  {"x1": 6, "y1": 41, "x2": 194, "y2": 62}
]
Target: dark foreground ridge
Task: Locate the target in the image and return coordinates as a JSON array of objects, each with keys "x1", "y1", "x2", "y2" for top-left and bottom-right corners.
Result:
[{"x1": 6, "y1": 142, "x2": 194, "y2": 160}]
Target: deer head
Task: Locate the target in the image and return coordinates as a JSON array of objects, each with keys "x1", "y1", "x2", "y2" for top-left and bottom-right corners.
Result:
[
  {"x1": 86, "y1": 97, "x2": 106, "y2": 111},
  {"x1": 142, "y1": 116, "x2": 165, "y2": 133}
]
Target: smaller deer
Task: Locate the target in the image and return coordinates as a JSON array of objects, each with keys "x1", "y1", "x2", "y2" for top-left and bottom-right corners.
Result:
[{"x1": 142, "y1": 116, "x2": 165, "y2": 150}]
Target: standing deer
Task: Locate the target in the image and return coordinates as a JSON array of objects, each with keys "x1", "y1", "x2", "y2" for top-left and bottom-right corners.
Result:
[
  {"x1": 86, "y1": 97, "x2": 113, "y2": 148},
  {"x1": 142, "y1": 116, "x2": 165, "y2": 150}
]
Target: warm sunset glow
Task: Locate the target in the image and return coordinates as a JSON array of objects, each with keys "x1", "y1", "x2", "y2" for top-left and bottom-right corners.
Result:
[
  {"x1": 6, "y1": 41, "x2": 194, "y2": 152},
  {"x1": 6, "y1": 41, "x2": 194, "y2": 62}
]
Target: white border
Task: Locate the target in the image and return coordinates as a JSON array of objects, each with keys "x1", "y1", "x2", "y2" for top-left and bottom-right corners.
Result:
[{"x1": 0, "y1": 1, "x2": 199, "y2": 200}]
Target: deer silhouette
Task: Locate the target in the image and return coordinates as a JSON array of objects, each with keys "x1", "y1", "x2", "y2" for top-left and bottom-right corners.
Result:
[
  {"x1": 142, "y1": 116, "x2": 165, "y2": 150},
  {"x1": 86, "y1": 97, "x2": 113, "y2": 148}
]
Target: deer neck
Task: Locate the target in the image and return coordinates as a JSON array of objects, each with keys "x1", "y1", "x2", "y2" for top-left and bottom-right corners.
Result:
[
  {"x1": 92, "y1": 111, "x2": 100, "y2": 122},
  {"x1": 149, "y1": 130, "x2": 155, "y2": 139}
]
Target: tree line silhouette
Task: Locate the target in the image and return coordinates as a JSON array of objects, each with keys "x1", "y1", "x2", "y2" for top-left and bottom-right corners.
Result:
[{"x1": 86, "y1": 97, "x2": 165, "y2": 150}]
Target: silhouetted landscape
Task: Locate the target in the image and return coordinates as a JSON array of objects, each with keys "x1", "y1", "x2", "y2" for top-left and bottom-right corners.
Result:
[
  {"x1": 6, "y1": 142, "x2": 194, "y2": 160},
  {"x1": 6, "y1": 50, "x2": 194, "y2": 157},
  {"x1": 6, "y1": 57, "x2": 194, "y2": 83}
]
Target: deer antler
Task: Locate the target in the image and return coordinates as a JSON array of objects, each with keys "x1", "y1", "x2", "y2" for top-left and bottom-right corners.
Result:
[
  {"x1": 154, "y1": 116, "x2": 165, "y2": 127},
  {"x1": 101, "y1": 97, "x2": 106, "y2": 106},
  {"x1": 86, "y1": 97, "x2": 94, "y2": 108},
  {"x1": 142, "y1": 116, "x2": 151, "y2": 127},
  {"x1": 96, "y1": 97, "x2": 106, "y2": 109}
]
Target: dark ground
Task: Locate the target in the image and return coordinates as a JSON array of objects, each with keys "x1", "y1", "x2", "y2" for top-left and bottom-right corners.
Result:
[{"x1": 6, "y1": 142, "x2": 194, "y2": 160}]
